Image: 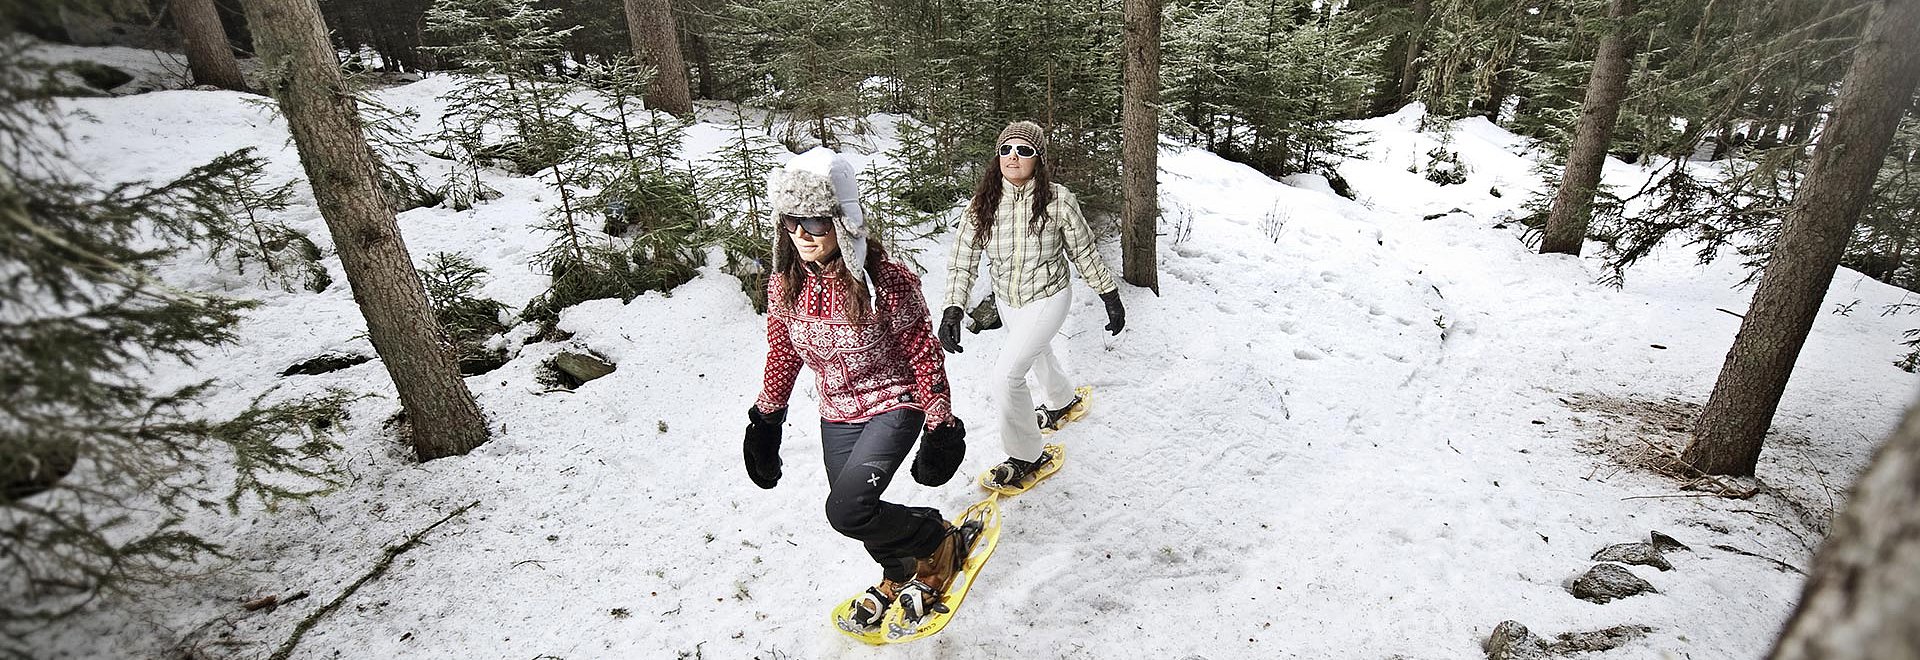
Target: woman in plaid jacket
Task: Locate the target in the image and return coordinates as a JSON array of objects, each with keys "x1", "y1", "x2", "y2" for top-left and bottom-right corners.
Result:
[{"x1": 937, "y1": 121, "x2": 1127, "y2": 492}]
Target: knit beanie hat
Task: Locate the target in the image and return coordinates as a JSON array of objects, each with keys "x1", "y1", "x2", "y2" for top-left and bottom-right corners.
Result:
[
  {"x1": 996, "y1": 120, "x2": 1046, "y2": 152},
  {"x1": 767, "y1": 147, "x2": 876, "y2": 305}
]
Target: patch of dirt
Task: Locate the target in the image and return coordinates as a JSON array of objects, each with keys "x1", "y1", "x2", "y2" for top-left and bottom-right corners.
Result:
[
  {"x1": 1556, "y1": 393, "x2": 1837, "y2": 545},
  {"x1": 1560, "y1": 393, "x2": 1701, "y2": 479}
]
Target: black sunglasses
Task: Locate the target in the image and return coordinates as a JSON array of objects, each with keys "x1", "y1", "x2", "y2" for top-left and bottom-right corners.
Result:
[
  {"x1": 781, "y1": 214, "x2": 835, "y2": 237},
  {"x1": 998, "y1": 143, "x2": 1039, "y2": 158}
]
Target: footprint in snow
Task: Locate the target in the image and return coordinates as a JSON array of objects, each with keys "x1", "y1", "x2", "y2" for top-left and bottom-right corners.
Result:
[{"x1": 1294, "y1": 348, "x2": 1326, "y2": 361}]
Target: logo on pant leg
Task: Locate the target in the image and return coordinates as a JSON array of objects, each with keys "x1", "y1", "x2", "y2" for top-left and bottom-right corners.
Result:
[{"x1": 858, "y1": 460, "x2": 893, "y2": 488}]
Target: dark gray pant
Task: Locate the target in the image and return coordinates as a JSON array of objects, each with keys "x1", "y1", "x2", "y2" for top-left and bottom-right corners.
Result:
[{"x1": 821, "y1": 408, "x2": 947, "y2": 582}]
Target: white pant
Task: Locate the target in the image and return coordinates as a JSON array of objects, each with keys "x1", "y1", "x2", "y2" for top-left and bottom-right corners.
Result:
[{"x1": 993, "y1": 288, "x2": 1076, "y2": 462}]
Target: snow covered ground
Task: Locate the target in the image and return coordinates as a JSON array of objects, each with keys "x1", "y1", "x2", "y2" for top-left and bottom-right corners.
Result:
[{"x1": 20, "y1": 53, "x2": 1920, "y2": 660}]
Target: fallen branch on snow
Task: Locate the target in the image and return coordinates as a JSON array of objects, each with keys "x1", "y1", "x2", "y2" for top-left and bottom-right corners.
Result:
[{"x1": 268, "y1": 501, "x2": 480, "y2": 660}]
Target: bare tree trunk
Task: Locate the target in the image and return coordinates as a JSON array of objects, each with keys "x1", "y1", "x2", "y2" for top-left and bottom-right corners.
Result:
[
  {"x1": 1397, "y1": 0, "x2": 1431, "y2": 106},
  {"x1": 1539, "y1": 0, "x2": 1638, "y2": 256},
  {"x1": 1686, "y1": 0, "x2": 1920, "y2": 476},
  {"x1": 1768, "y1": 391, "x2": 1920, "y2": 659},
  {"x1": 239, "y1": 0, "x2": 491, "y2": 461},
  {"x1": 688, "y1": 30, "x2": 715, "y2": 100},
  {"x1": 623, "y1": 0, "x2": 693, "y2": 117},
  {"x1": 1121, "y1": 0, "x2": 1160, "y2": 294},
  {"x1": 1479, "y1": 68, "x2": 1513, "y2": 123},
  {"x1": 177, "y1": 0, "x2": 249, "y2": 91}
]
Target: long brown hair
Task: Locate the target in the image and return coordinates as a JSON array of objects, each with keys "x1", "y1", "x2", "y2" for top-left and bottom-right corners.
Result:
[
  {"x1": 774, "y1": 231, "x2": 887, "y2": 324},
  {"x1": 966, "y1": 147, "x2": 1053, "y2": 249}
]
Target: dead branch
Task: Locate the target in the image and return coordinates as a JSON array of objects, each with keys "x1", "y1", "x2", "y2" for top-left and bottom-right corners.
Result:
[{"x1": 268, "y1": 501, "x2": 479, "y2": 660}]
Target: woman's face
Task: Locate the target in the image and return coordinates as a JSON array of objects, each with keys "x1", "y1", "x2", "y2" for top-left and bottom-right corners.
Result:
[
  {"x1": 999, "y1": 138, "x2": 1037, "y2": 185},
  {"x1": 785, "y1": 215, "x2": 840, "y2": 264}
]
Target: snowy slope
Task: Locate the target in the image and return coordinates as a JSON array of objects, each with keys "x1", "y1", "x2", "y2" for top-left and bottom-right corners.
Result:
[{"x1": 22, "y1": 67, "x2": 1920, "y2": 660}]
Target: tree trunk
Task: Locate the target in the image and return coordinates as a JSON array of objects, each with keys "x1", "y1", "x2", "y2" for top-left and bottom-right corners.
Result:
[
  {"x1": 1121, "y1": 0, "x2": 1160, "y2": 294},
  {"x1": 623, "y1": 0, "x2": 694, "y2": 117},
  {"x1": 177, "y1": 0, "x2": 249, "y2": 91},
  {"x1": 1479, "y1": 67, "x2": 1513, "y2": 123},
  {"x1": 1539, "y1": 0, "x2": 1638, "y2": 256},
  {"x1": 1768, "y1": 390, "x2": 1920, "y2": 659},
  {"x1": 239, "y1": 0, "x2": 491, "y2": 462},
  {"x1": 1397, "y1": 0, "x2": 1431, "y2": 106},
  {"x1": 1686, "y1": 0, "x2": 1920, "y2": 476},
  {"x1": 688, "y1": 30, "x2": 716, "y2": 100}
]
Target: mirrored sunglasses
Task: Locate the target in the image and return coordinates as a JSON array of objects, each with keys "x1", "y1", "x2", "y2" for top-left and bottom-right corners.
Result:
[
  {"x1": 781, "y1": 215, "x2": 835, "y2": 237},
  {"x1": 998, "y1": 143, "x2": 1039, "y2": 158}
]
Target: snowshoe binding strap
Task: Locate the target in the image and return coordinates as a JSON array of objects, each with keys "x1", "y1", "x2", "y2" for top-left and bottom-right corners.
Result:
[
  {"x1": 1035, "y1": 395, "x2": 1083, "y2": 430},
  {"x1": 851, "y1": 586, "x2": 893, "y2": 628},
  {"x1": 895, "y1": 580, "x2": 948, "y2": 622}
]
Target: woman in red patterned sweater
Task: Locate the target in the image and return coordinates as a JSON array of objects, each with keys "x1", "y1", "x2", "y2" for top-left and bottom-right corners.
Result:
[{"x1": 741, "y1": 148, "x2": 968, "y2": 630}]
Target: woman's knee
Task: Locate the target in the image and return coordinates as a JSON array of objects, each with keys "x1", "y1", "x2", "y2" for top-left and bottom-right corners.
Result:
[{"x1": 824, "y1": 492, "x2": 878, "y2": 536}]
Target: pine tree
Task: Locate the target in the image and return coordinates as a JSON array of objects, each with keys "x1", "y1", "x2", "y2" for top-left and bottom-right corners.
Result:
[
  {"x1": 1686, "y1": 0, "x2": 1920, "y2": 476},
  {"x1": 245, "y1": 0, "x2": 492, "y2": 461},
  {"x1": 623, "y1": 0, "x2": 694, "y2": 116},
  {"x1": 1540, "y1": 0, "x2": 1638, "y2": 256},
  {"x1": 0, "y1": 35, "x2": 354, "y2": 641},
  {"x1": 700, "y1": 104, "x2": 783, "y2": 311},
  {"x1": 192, "y1": 148, "x2": 333, "y2": 292},
  {"x1": 710, "y1": 0, "x2": 879, "y2": 148},
  {"x1": 1161, "y1": 0, "x2": 1378, "y2": 178},
  {"x1": 176, "y1": 0, "x2": 249, "y2": 90},
  {"x1": 1845, "y1": 105, "x2": 1920, "y2": 288},
  {"x1": 1121, "y1": 0, "x2": 1160, "y2": 292},
  {"x1": 519, "y1": 56, "x2": 702, "y2": 333},
  {"x1": 425, "y1": 0, "x2": 585, "y2": 176},
  {"x1": 419, "y1": 252, "x2": 511, "y2": 374}
]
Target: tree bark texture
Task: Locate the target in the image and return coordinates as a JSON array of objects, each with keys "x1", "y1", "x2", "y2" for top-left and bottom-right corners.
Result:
[
  {"x1": 1687, "y1": 0, "x2": 1920, "y2": 476},
  {"x1": 1768, "y1": 391, "x2": 1920, "y2": 659},
  {"x1": 177, "y1": 0, "x2": 249, "y2": 91},
  {"x1": 1121, "y1": 0, "x2": 1160, "y2": 293},
  {"x1": 624, "y1": 0, "x2": 694, "y2": 117},
  {"x1": 1540, "y1": 0, "x2": 1637, "y2": 256},
  {"x1": 240, "y1": 0, "x2": 491, "y2": 461}
]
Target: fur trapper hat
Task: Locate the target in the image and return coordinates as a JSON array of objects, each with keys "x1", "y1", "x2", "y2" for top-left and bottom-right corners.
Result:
[{"x1": 768, "y1": 147, "x2": 875, "y2": 303}]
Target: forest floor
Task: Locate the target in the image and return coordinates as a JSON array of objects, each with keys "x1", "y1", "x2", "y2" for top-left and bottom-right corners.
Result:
[{"x1": 22, "y1": 44, "x2": 1920, "y2": 659}]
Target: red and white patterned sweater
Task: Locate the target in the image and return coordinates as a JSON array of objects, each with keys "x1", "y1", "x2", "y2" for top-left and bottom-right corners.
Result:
[{"x1": 755, "y1": 260, "x2": 953, "y2": 428}]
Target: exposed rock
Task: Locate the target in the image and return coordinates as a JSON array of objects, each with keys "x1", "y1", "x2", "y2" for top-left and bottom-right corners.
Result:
[
  {"x1": 281, "y1": 352, "x2": 373, "y2": 376},
  {"x1": 1649, "y1": 530, "x2": 1690, "y2": 553},
  {"x1": 1591, "y1": 542, "x2": 1673, "y2": 571},
  {"x1": 1548, "y1": 624, "x2": 1652, "y2": 653},
  {"x1": 59, "y1": 61, "x2": 134, "y2": 92},
  {"x1": 552, "y1": 350, "x2": 615, "y2": 384},
  {"x1": 457, "y1": 349, "x2": 511, "y2": 376},
  {"x1": 1485, "y1": 621, "x2": 1550, "y2": 660},
  {"x1": 1568, "y1": 563, "x2": 1657, "y2": 603},
  {"x1": 1486, "y1": 621, "x2": 1654, "y2": 659}
]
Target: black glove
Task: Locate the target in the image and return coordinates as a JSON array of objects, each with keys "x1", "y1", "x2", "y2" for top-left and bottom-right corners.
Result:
[
  {"x1": 1100, "y1": 290, "x2": 1125, "y2": 335},
  {"x1": 937, "y1": 306, "x2": 964, "y2": 353},
  {"x1": 911, "y1": 417, "x2": 966, "y2": 487},
  {"x1": 743, "y1": 406, "x2": 785, "y2": 489}
]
